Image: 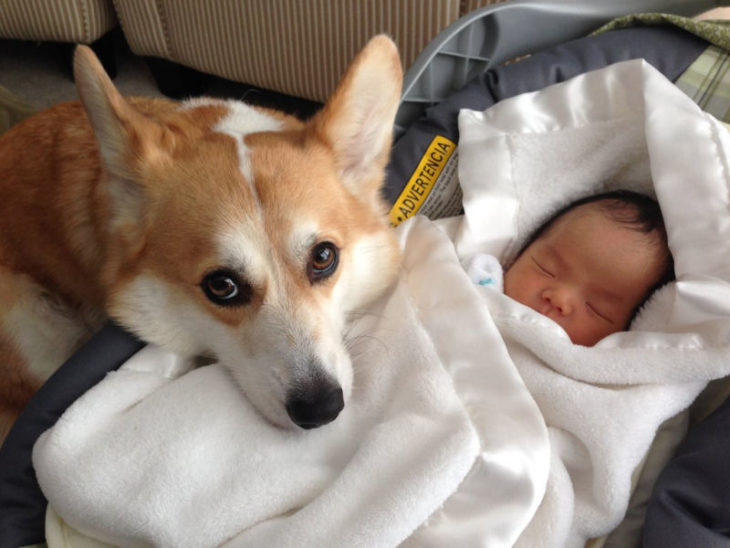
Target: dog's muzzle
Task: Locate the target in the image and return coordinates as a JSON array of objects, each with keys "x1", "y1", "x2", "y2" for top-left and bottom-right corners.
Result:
[{"x1": 285, "y1": 378, "x2": 344, "y2": 429}]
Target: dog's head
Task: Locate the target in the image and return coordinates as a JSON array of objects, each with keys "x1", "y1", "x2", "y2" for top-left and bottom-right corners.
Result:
[{"x1": 73, "y1": 36, "x2": 402, "y2": 429}]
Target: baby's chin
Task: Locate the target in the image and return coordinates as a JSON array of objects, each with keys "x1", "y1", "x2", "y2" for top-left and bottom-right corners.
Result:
[{"x1": 568, "y1": 327, "x2": 624, "y2": 347}]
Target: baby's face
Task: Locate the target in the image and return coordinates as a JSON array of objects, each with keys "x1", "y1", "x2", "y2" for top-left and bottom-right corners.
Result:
[{"x1": 503, "y1": 206, "x2": 665, "y2": 346}]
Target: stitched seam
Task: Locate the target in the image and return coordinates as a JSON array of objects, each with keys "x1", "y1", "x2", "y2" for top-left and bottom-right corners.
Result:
[
  {"x1": 80, "y1": 0, "x2": 90, "y2": 43},
  {"x1": 708, "y1": 115, "x2": 730, "y2": 208},
  {"x1": 155, "y1": 0, "x2": 173, "y2": 59}
]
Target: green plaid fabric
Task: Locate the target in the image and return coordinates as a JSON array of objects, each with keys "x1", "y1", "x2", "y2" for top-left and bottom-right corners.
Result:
[
  {"x1": 595, "y1": 13, "x2": 730, "y2": 123},
  {"x1": 676, "y1": 45, "x2": 730, "y2": 123}
]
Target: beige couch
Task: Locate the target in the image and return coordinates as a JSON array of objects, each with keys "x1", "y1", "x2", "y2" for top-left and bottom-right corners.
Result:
[
  {"x1": 111, "y1": 0, "x2": 505, "y2": 102},
  {"x1": 0, "y1": 0, "x2": 505, "y2": 101},
  {"x1": 0, "y1": 0, "x2": 119, "y2": 77},
  {"x1": 0, "y1": 0, "x2": 117, "y2": 44}
]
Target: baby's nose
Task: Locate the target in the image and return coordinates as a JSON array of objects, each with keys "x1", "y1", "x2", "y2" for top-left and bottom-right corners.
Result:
[{"x1": 543, "y1": 287, "x2": 573, "y2": 315}]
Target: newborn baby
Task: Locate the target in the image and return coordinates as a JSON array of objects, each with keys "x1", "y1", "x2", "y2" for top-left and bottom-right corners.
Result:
[{"x1": 466, "y1": 191, "x2": 674, "y2": 346}]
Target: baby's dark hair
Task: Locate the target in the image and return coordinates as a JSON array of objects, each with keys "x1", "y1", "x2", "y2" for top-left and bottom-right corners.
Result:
[{"x1": 526, "y1": 190, "x2": 675, "y2": 304}]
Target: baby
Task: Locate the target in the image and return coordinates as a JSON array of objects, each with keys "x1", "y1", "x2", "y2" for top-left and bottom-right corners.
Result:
[{"x1": 467, "y1": 191, "x2": 675, "y2": 346}]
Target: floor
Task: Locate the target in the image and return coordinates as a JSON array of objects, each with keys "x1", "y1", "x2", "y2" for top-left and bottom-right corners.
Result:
[{"x1": 0, "y1": 30, "x2": 321, "y2": 118}]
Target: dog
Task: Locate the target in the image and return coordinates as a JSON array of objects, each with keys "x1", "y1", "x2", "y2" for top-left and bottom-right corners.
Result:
[{"x1": 0, "y1": 35, "x2": 402, "y2": 441}]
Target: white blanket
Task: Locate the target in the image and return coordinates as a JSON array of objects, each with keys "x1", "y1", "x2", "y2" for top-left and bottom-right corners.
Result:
[
  {"x1": 454, "y1": 59, "x2": 730, "y2": 546},
  {"x1": 34, "y1": 60, "x2": 730, "y2": 547},
  {"x1": 33, "y1": 216, "x2": 549, "y2": 547}
]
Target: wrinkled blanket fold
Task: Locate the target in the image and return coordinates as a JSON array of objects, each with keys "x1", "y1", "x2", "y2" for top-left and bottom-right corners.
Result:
[{"x1": 34, "y1": 60, "x2": 730, "y2": 547}]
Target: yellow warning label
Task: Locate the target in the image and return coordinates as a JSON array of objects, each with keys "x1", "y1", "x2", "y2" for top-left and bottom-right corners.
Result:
[{"x1": 389, "y1": 135, "x2": 457, "y2": 227}]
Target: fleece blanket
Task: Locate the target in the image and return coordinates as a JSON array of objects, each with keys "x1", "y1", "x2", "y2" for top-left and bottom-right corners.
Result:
[
  {"x1": 453, "y1": 58, "x2": 730, "y2": 546},
  {"x1": 34, "y1": 59, "x2": 730, "y2": 547},
  {"x1": 32, "y1": 221, "x2": 549, "y2": 547}
]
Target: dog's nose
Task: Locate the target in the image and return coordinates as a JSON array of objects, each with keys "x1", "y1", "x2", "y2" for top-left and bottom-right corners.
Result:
[{"x1": 286, "y1": 382, "x2": 344, "y2": 429}]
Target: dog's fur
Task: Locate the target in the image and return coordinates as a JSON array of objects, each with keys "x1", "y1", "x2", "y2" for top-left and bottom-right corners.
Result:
[{"x1": 0, "y1": 36, "x2": 402, "y2": 440}]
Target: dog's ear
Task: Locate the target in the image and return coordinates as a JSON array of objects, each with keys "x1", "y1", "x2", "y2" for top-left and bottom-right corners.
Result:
[
  {"x1": 73, "y1": 46, "x2": 168, "y2": 258},
  {"x1": 73, "y1": 46, "x2": 169, "y2": 181},
  {"x1": 309, "y1": 35, "x2": 402, "y2": 209}
]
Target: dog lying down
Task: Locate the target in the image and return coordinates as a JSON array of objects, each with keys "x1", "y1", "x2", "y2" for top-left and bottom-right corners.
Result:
[{"x1": 0, "y1": 36, "x2": 402, "y2": 441}]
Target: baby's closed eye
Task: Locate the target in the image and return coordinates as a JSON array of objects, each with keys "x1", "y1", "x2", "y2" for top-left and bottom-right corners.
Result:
[
  {"x1": 531, "y1": 256, "x2": 555, "y2": 278},
  {"x1": 586, "y1": 302, "x2": 615, "y2": 324}
]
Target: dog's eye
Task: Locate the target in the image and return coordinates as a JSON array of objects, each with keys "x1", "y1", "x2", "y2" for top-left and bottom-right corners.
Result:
[
  {"x1": 201, "y1": 270, "x2": 251, "y2": 306},
  {"x1": 308, "y1": 242, "x2": 339, "y2": 283}
]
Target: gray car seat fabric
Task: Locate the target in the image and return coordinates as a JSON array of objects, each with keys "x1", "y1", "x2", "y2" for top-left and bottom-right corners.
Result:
[
  {"x1": 384, "y1": 25, "x2": 708, "y2": 205},
  {"x1": 643, "y1": 396, "x2": 730, "y2": 547}
]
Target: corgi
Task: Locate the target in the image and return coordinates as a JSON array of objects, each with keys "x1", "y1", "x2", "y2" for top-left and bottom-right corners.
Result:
[{"x1": 0, "y1": 36, "x2": 402, "y2": 441}]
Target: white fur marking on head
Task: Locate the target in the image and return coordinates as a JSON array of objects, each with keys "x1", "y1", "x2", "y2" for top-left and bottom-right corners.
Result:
[
  {"x1": 215, "y1": 101, "x2": 282, "y2": 183},
  {"x1": 179, "y1": 98, "x2": 283, "y2": 198}
]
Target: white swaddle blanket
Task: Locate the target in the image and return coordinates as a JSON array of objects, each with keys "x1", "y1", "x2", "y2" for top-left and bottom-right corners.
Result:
[
  {"x1": 34, "y1": 59, "x2": 730, "y2": 547},
  {"x1": 454, "y1": 58, "x2": 730, "y2": 546}
]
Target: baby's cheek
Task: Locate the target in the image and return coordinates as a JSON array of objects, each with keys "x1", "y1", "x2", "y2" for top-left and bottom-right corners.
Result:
[
  {"x1": 502, "y1": 267, "x2": 522, "y2": 301},
  {"x1": 573, "y1": 320, "x2": 618, "y2": 347},
  {"x1": 503, "y1": 272, "x2": 514, "y2": 299}
]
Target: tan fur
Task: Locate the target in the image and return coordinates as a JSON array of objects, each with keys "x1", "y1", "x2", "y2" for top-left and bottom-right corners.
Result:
[{"x1": 0, "y1": 36, "x2": 402, "y2": 439}]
